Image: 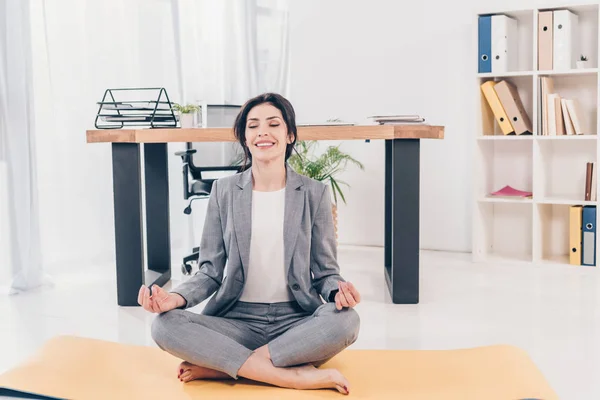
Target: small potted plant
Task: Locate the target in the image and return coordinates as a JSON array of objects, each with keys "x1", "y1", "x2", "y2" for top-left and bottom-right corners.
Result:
[
  {"x1": 173, "y1": 103, "x2": 200, "y2": 128},
  {"x1": 288, "y1": 141, "x2": 364, "y2": 242},
  {"x1": 577, "y1": 55, "x2": 588, "y2": 69}
]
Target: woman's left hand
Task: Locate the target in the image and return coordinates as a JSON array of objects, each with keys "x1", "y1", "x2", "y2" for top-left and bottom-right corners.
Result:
[{"x1": 335, "y1": 281, "x2": 361, "y2": 310}]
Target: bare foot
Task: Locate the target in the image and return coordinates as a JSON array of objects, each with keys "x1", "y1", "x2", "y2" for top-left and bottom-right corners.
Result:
[
  {"x1": 292, "y1": 364, "x2": 350, "y2": 395},
  {"x1": 178, "y1": 361, "x2": 230, "y2": 382}
]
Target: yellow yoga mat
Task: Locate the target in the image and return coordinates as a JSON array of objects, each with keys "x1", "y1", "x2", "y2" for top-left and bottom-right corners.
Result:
[{"x1": 0, "y1": 335, "x2": 558, "y2": 399}]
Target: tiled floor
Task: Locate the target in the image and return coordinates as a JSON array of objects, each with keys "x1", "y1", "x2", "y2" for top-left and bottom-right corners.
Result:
[{"x1": 2, "y1": 247, "x2": 600, "y2": 398}]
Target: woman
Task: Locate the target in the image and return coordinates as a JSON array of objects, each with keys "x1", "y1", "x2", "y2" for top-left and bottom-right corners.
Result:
[{"x1": 138, "y1": 93, "x2": 361, "y2": 395}]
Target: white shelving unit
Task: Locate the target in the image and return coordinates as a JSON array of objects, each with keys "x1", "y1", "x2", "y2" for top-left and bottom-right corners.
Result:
[{"x1": 474, "y1": 3, "x2": 600, "y2": 266}]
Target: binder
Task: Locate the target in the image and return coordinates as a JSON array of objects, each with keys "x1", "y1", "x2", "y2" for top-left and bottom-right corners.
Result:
[
  {"x1": 582, "y1": 205, "x2": 596, "y2": 266},
  {"x1": 493, "y1": 80, "x2": 533, "y2": 135},
  {"x1": 569, "y1": 205, "x2": 582, "y2": 265},
  {"x1": 538, "y1": 11, "x2": 553, "y2": 70},
  {"x1": 553, "y1": 10, "x2": 579, "y2": 70},
  {"x1": 478, "y1": 15, "x2": 492, "y2": 73},
  {"x1": 481, "y1": 81, "x2": 514, "y2": 135},
  {"x1": 491, "y1": 15, "x2": 518, "y2": 73}
]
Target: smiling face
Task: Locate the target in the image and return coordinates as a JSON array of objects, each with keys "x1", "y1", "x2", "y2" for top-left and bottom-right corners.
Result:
[{"x1": 244, "y1": 103, "x2": 294, "y2": 166}]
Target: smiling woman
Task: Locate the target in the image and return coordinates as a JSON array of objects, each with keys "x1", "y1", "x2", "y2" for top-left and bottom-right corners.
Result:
[{"x1": 141, "y1": 92, "x2": 362, "y2": 395}]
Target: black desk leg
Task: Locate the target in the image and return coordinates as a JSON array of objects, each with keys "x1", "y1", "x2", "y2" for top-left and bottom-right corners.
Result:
[
  {"x1": 143, "y1": 143, "x2": 172, "y2": 287},
  {"x1": 112, "y1": 143, "x2": 144, "y2": 306},
  {"x1": 384, "y1": 139, "x2": 420, "y2": 304},
  {"x1": 111, "y1": 143, "x2": 172, "y2": 306}
]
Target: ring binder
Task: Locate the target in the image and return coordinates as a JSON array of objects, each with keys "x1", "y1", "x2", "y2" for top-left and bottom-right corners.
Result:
[{"x1": 94, "y1": 87, "x2": 178, "y2": 129}]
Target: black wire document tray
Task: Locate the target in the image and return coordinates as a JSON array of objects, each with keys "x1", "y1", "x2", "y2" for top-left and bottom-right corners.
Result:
[{"x1": 94, "y1": 87, "x2": 179, "y2": 129}]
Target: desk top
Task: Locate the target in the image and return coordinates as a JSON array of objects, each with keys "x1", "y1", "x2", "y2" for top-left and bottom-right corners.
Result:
[{"x1": 86, "y1": 124, "x2": 444, "y2": 143}]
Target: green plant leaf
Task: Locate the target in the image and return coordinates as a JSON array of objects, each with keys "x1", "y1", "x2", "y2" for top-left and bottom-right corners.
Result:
[{"x1": 288, "y1": 140, "x2": 364, "y2": 205}]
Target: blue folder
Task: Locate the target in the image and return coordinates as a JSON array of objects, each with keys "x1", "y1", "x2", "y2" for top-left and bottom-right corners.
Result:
[
  {"x1": 582, "y1": 206, "x2": 596, "y2": 267},
  {"x1": 478, "y1": 15, "x2": 491, "y2": 73}
]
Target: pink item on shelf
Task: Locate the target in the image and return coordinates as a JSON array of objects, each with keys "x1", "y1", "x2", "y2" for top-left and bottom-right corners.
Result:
[{"x1": 490, "y1": 185, "x2": 533, "y2": 198}]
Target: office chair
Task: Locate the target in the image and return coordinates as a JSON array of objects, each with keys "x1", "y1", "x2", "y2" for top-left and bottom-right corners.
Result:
[
  {"x1": 175, "y1": 104, "x2": 242, "y2": 275},
  {"x1": 175, "y1": 145, "x2": 241, "y2": 275}
]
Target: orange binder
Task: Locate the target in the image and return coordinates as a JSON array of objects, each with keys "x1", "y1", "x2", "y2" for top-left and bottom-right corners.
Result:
[
  {"x1": 570, "y1": 205, "x2": 583, "y2": 265},
  {"x1": 481, "y1": 81, "x2": 514, "y2": 135},
  {"x1": 493, "y1": 80, "x2": 533, "y2": 135}
]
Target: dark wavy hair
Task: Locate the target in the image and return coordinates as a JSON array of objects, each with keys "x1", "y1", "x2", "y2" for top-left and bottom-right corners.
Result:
[{"x1": 233, "y1": 92, "x2": 298, "y2": 170}]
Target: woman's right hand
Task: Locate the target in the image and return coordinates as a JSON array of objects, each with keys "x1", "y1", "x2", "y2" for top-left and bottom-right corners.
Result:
[{"x1": 138, "y1": 284, "x2": 186, "y2": 313}]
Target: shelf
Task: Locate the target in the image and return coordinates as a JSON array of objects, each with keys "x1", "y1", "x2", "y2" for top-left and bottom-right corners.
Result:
[
  {"x1": 474, "y1": 4, "x2": 600, "y2": 267},
  {"x1": 536, "y1": 139, "x2": 597, "y2": 201},
  {"x1": 480, "y1": 76, "x2": 534, "y2": 136},
  {"x1": 473, "y1": 202, "x2": 533, "y2": 263},
  {"x1": 536, "y1": 203, "x2": 576, "y2": 264},
  {"x1": 478, "y1": 135, "x2": 599, "y2": 141},
  {"x1": 538, "y1": 73, "x2": 598, "y2": 136},
  {"x1": 535, "y1": 197, "x2": 597, "y2": 206},
  {"x1": 538, "y1": 68, "x2": 599, "y2": 77},
  {"x1": 476, "y1": 140, "x2": 533, "y2": 200},
  {"x1": 539, "y1": 254, "x2": 570, "y2": 265},
  {"x1": 478, "y1": 71, "x2": 535, "y2": 78},
  {"x1": 477, "y1": 135, "x2": 534, "y2": 140},
  {"x1": 479, "y1": 197, "x2": 533, "y2": 204},
  {"x1": 536, "y1": 135, "x2": 597, "y2": 140}
]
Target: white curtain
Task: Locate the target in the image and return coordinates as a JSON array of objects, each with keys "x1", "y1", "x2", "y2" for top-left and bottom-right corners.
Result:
[
  {"x1": 1, "y1": 0, "x2": 290, "y2": 291},
  {"x1": 0, "y1": 0, "x2": 49, "y2": 293}
]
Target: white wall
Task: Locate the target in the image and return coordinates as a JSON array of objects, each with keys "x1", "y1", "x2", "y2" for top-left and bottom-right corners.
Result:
[{"x1": 288, "y1": 0, "x2": 589, "y2": 252}]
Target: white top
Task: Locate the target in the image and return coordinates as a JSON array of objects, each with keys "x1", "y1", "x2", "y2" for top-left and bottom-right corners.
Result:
[{"x1": 238, "y1": 187, "x2": 294, "y2": 303}]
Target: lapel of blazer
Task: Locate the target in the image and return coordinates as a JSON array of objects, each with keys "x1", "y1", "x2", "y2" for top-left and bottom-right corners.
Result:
[
  {"x1": 233, "y1": 164, "x2": 305, "y2": 281},
  {"x1": 233, "y1": 168, "x2": 253, "y2": 281},
  {"x1": 283, "y1": 164, "x2": 304, "y2": 276}
]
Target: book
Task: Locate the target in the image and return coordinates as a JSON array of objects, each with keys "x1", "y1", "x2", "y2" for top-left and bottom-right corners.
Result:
[
  {"x1": 561, "y1": 99, "x2": 576, "y2": 135},
  {"x1": 585, "y1": 162, "x2": 596, "y2": 201},
  {"x1": 565, "y1": 99, "x2": 585, "y2": 135},
  {"x1": 540, "y1": 77, "x2": 555, "y2": 135}
]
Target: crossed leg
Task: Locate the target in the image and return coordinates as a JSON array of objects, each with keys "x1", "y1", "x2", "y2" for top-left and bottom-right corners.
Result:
[{"x1": 152, "y1": 303, "x2": 360, "y2": 395}]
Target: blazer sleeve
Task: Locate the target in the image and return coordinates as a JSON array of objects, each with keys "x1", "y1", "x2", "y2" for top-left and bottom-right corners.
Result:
[
  {"x1": 170, "y1": 179, "x2": 226, "y2": 309},
  {"x1": 310, "y1": 184, "x2": 345, "y2": 302}
]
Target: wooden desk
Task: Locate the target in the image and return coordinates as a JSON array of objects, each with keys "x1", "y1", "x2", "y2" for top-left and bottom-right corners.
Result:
[{"x1": 86, "y1": 125, "x2": 444, "y2": 306}]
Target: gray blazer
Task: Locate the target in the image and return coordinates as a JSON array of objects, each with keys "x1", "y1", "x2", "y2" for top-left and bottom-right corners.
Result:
[{"x1": 171, "y1": 163, "x2": 345, "y2": 316}]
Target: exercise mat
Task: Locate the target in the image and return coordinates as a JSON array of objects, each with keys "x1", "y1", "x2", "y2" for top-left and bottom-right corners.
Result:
[{"x1": 0, "y1": 335, "x2": 557, "y2": 399}]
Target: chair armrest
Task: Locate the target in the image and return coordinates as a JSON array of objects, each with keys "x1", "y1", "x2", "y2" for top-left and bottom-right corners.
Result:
[{"x1": 175, "y1": 149, "x2": 197, "y2": 157}]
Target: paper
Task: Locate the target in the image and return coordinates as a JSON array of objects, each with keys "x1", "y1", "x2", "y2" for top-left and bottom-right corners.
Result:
[{"x1": 489, "y1": 185, "x2": 533, "y2": 198}]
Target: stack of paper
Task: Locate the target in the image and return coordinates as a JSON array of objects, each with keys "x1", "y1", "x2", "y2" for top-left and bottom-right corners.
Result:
[{"x1": 368, "y1": 115, "x2": 426, "y2": 125}]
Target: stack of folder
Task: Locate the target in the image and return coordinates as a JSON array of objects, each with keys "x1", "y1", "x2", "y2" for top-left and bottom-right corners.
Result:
[
  {"x1": 569, "y1": 205, "x2": 596, "y2": 266},
  {"x1": 540, "y1": 76, "x2": 585, "y2": 135},
  {"x1": 538, "y1": 10, "x2": 579, "y2": 71},
  {"x1": 478, "y1": 14, "x2": 518, "y2": 74},
  {"x1": 481, "y1": 80, "x2": 532, "y2": 135}
]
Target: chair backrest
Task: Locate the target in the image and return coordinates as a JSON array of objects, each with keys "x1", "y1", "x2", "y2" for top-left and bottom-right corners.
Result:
[
  {"x1": 190, "y1": 104, "x2": 243, "y2": 180},
  {"x1": 187, "y1": 104, "x2": 242, "y2": 179}
]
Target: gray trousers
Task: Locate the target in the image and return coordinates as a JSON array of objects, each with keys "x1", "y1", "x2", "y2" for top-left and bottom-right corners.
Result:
[{"x1": 151, "y1": 301, "x2": 360, "y2": 379}]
